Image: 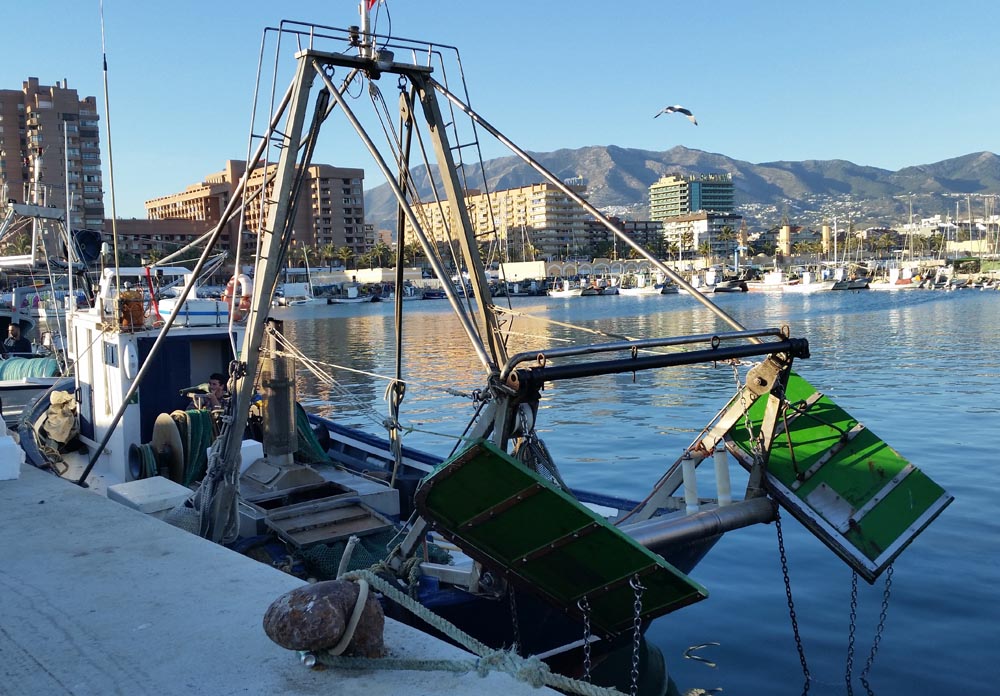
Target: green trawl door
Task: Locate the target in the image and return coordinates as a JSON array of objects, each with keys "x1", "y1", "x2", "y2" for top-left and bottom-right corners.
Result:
[
  {"x1": 414, "y1": 439, "x2": 708, "y2": 638},
  {"x1": 726, "y1": 372, "x2": 952, "y2": 583}
]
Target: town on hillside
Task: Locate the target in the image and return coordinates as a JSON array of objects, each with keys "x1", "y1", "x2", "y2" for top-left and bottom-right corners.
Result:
[{"x1": 2, "y1": 78, "x2": 998, "y2": 297}]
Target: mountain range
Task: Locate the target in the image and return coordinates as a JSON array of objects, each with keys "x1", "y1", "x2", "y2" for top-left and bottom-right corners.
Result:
[{"x1": 364, "y1": 147, "x2": 1000, "y2": 231}]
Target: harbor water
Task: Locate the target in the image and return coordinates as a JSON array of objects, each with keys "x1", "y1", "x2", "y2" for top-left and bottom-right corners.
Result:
[{"x1": 274, "y1": 289, "x2": 1000, "y2": 695}]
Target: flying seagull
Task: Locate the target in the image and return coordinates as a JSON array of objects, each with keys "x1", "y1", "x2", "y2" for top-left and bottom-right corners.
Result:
[{"x1": 654, "y1": 105, "x2": 698, "y2": 125}]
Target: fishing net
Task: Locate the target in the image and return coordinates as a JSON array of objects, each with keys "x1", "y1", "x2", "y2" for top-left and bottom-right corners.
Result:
[
  {"x1": 514, "y1": 432, "x2": 570, "y2": 492},
  {"x1": 0, "y1": 356, "x2": 59, "y2": 379},
  {"x1": 299, "y1": 529, "x2": 452, "y2": 580},
  {"x1": 294, "y1": 402, "x2": 333, "y2": 464}
]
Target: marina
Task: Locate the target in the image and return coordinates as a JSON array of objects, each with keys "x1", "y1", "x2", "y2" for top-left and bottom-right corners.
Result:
[{"x1": 1, "y1": 5, "x2": 995, "y2": 696}]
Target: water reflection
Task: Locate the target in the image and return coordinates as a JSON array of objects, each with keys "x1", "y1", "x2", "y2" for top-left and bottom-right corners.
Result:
[{"x1": 274, "y1": 290, "x2": 1000, "y2": 694}]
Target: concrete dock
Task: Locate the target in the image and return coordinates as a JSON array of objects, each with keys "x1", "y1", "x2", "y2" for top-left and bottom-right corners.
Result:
[{"x1": 0, "y1": 463, "x2": 556, "y2": 695}]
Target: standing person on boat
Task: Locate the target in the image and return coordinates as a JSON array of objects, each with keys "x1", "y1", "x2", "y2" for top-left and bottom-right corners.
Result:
[{"x1": 2, "y1": 324, "x2": 32, "y2": 358}]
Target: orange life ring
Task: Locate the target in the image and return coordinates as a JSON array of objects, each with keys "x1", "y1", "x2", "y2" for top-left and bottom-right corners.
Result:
[{"x1": 222, "y1": 274, "x2": 252, "y2": 321}]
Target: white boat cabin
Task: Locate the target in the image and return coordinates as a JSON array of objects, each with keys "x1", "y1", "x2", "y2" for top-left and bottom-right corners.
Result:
[{"x1": 68, "y1": 266, "x2": 245, "y2": 489}]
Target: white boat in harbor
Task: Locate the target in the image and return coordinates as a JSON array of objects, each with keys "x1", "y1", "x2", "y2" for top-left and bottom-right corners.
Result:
[
  {"x1": 781, "y1": 271, "x2": 835, "y2": 293},
  {"x1": 0, "y1": 203, "x2": 83, "y2": 424},
  {"x1": 547, "y1": 278, "x2": 583, "y2": 297},
  {"x1": 273, "y1": 281, "x2": 325, "y2": 306},
  {"x1": 618, "y1": 271, "x2": 660, "y2": 295},
  {"x1": 868, "y1": 266, "x2": 921, "y2": 290},
  {"x1": 326, "y1": 281, "x2": 380, "y2": 304},
  {"x1": 746, "y1": 269, "x2": 796, "y2": 292}
]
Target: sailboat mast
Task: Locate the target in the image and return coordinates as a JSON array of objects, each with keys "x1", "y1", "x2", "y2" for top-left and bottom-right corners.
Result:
[
  {"x1": 908, "y1": 195, "x2": 914, "y2": 261},
  {"x1": 833, "y1": 217, "x2": 838, "y2": 265},
  {"x1": 63, "y1": 124, "x2": 75, "y2": 373},
  {"x1": 968, "y1": 194, "x2": 974, "y2": 245}
]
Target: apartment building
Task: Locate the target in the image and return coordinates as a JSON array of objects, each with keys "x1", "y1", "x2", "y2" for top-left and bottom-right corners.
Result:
[
  {"x1": 661, "y1": 211, "x2": 744, "y2": 259},
  {"x1": 404, "y1": 180, "x2": 590, "y2": 261},
  {"x1": 107, "y1": 218, "x2": 220, "y2": 264},
  {"x1": 585, "y1": 217, "x2": 671, "y2": 258},
  {"x1": 0, "y1": 78, "x2": 104, "y2": 231},
  {"x1": 649, "y1": 173, "x2": 735, "y2": 221},
  {"x1": 145, "y1": 159, "x2": 369, "y2": 258}
]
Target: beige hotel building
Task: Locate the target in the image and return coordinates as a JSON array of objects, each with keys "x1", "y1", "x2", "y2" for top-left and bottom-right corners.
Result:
[
  {"x1": 144, "y1": 159, "x2": 370, "y2": 259},
  {"x1": 404, "y1": 180, "x2": 591, "y2": 261}
]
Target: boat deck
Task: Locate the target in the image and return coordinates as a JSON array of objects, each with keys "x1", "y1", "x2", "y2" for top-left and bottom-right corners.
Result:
[{"x1": 0, "y1": 463, "x2": 555, "y2": 695}]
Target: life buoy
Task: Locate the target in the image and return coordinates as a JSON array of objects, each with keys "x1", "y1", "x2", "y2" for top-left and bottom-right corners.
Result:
[{"x1": 222, "y1": 274, "x2": 252, "y2": 321}]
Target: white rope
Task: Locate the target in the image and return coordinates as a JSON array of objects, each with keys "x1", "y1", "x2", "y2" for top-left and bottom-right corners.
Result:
[
  {"x1": 337, "y1": 535, "x2": 361, "y2": 579},
  {"x1": 316, "y1": 570, "x2": 627, "y2": 696},
  {"x1": 327, "y1": 578, "x2": 369, "y2": 657}
]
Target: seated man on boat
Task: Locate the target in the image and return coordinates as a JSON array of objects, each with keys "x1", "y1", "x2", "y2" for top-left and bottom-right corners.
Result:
[
  {"x1": 185, "y1": 372, "x2": 229, "y2": 410},
  {"x1": 2, "y1": 324, "x2": 33, "y2": 358}
]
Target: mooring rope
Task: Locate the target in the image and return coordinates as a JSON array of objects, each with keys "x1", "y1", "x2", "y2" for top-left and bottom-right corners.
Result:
[{"x1": 313, "y1": 569, "x2": 627, "y2": 696}]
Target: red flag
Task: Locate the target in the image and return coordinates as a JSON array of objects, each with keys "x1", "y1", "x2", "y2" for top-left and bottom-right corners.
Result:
[{"x1": 368, "y1": 0, "x2": 378, "y2": 9}]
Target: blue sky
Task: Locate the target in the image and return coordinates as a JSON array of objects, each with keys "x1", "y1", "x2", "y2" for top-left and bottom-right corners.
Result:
[{"x1": 5, "y1": 1, "x2": 999, "y2": 218}]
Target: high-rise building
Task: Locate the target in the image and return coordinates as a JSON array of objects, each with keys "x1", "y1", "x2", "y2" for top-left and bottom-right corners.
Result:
[
  {"x1": 648, "y1": 173, "x2": 734, "y2": 221},
  {"x1": 145, "y1": 160, "x2": 370, "y2": 258},
  {"x1": 404, "y1": 180, "x2": 590, "y2": 261},
  {"x1": 649, "y1": 173, "x2": 739, "y2": 260},
  {"x1": 0, "y1": 77, "x2": 104, "y2": 231}
]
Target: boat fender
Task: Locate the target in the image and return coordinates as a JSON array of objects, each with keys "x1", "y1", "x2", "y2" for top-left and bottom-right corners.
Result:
[
  {"x1": 122, "y1": 341, "x2": 139, "y2": 379},
  {"x1": 222, "y1": 274, "x2": 253, "y2": 321}
]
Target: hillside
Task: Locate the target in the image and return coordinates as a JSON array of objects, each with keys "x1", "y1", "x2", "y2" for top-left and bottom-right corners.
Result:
[{"x1": 364, "y1": 147, "x2": 1000, "y2": 231}]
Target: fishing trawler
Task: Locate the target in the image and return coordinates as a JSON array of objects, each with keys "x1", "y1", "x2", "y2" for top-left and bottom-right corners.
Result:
[
  {"x1": 0, "y1": 201, "x2": 85, "y2": 425},
  {"x1": 19, "y1": 5, "x2": 952, "y2": 694}
]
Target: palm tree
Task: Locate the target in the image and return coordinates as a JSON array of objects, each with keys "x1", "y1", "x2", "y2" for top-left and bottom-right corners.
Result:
[
  {"x1": 698, "y1": 241, "x2": 712, "y2": 261},
  {"x1": 319, "y1": 243, "x2": 337, "y2": 270},
  {"x1": 402, "y1": 241, "x2": 423, "y2": 266},
  {"x1": 287, "y1": 244, "x2": 308, "y2": 268},
  {"x1": 144, "y1": 247, "x2": 164, "y2": 266},
  {"x1": 370, "y1": 240, "x2": 392, "y2": 269},
  {"x1": 680, "y1": 231, "x2": 694, "y2": 260},
  {"x1": 718, "y1": 226, "x2": 736, "y2": 266},
  {"x1": 335, "y1": 246, "x2": 354, "y2": 270},
  {"x1": 875, "y1": 233, "x2": 895, "y2": 258}
]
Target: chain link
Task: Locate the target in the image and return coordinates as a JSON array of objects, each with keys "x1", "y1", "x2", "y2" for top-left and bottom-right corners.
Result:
[
  {"x1": 731, "y1": 361, "x2": 763, "y2": 461},
  {"x1": 629, "y1": 574, "x2": 645, "y2": 696},
  {"x1": 578, "y1": 596, "x2": 592, "y2": 683},
  {"x1": 860, "y1": 564, "x2": 894, "y2": 696},
  {"x1": 775, "y1": 510, "x2": 811, "y2": 694},
  {"x1": 845, "y1": 571, "x2": 858, "y2": 696}
]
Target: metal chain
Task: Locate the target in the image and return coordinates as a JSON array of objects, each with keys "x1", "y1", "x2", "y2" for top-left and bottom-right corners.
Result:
[
  {"x1": 860, "y1": 564, "x2": 894, "y2": 696},
  {"x1": 845, "y1": 571, "x2": 858, "y2": 696},
  {"x1": 629, "y1": 574, "x2": 645, "y2": 696},
  {"x1": 508, "y1": 589, "x2": 522, "y2": 655},
  {"x1": 731, "y1": 361, "x2": 763, "y2": 460},
  {"x1": 775, "y1": 510, "x2": 811, "y2": 694},
  {"x1": 578, "y1": 596, "x2": 592, "y2": 682}
]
